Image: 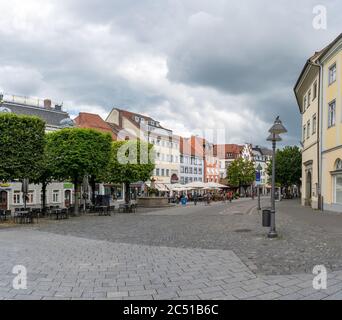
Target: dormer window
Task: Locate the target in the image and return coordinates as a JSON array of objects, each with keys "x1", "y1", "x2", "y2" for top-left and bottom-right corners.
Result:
[{"x1": 134, "y1": 116, "x2": 140, "y2": 122}]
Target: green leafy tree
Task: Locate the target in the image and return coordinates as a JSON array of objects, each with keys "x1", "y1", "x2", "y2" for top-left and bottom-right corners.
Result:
[
  {"x1": 107, "y1": 140, "x2": 155, "y2": 204},
  {"x1": 46, "y1": 128, "x2": 112, "y2": 215},
  {"x1": 267, "y1": 146, "x2": 302, "y2": 191},
  {"x1": 227, "y1": 157, "x2": 255, "y2": 196},
  {"x1": 0, "y1": 113, "x2": 45, "y2": 181},
  {"x1": 31, "y1": 135, "x2": 54, "y2": 214}
]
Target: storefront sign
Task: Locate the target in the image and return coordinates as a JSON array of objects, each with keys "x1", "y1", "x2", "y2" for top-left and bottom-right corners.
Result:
[{"x1": 171, "y1": 174, "x2": 179, "y2": 184}]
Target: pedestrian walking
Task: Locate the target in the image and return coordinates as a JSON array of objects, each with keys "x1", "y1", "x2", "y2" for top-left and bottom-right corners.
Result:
[{"x1": 194, "y1": 193, "x2": 198, "y2": 206}]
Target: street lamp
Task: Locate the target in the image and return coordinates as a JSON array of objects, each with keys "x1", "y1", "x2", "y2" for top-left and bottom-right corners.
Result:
[
  {"x1": 256, "y1": 164, "x2": 262, "y2": 210},
  {"x1": 266, "y1": 116, "x2": 287, "y2": 238}
]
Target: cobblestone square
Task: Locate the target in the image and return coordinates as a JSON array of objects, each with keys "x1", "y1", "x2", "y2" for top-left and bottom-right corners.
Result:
[{"x1": 1, "y1": 199, "x2": 342, "y2": 300}]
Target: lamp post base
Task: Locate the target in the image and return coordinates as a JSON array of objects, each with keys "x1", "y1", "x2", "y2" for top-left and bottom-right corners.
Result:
[{"x1": 267, "y1": 230, "x2": 278, "y2": 239}]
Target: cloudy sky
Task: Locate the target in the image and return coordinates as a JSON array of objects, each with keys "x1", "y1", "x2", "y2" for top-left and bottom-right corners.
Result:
[{"x1": 0, "y1": 0, "x2": 341, "y2": 146}]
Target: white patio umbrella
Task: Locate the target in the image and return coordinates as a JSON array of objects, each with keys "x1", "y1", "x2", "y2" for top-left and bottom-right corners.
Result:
[
  {"x1": 206, "y1": 182, "x2": 228, "y2": 189},
  {"x1": 171, "y1": 186, "x2": 191, "y2": 192},
  {"x1": 185, "y1": 181, "x2": 207, "y2": 189}
]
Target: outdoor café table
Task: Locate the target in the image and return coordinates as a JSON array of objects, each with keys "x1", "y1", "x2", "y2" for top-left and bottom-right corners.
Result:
[
  {"x1": 52, "y1": 208, "x2": 63, "y2": 220},
  {"x1": 98, "y1": 206, "x2": 109, "y2": 216},
  {"x1": 16, "y1": 211, "x2": 31, "y2": 224}
]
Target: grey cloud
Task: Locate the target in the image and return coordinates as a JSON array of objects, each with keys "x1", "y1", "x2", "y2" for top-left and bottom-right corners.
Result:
[{"x1": 0, "y1": 0, "x2": 341, "y2": 147}]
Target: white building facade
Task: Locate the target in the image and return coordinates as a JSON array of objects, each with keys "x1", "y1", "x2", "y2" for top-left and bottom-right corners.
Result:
[{"x1": 0, "y1": 94, "x2": 74, "y2": 213}]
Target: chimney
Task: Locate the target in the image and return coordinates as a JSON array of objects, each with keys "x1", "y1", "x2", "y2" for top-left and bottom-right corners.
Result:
[{"x1": 44, "y1": 99, "x2": 52, "y2": 109}]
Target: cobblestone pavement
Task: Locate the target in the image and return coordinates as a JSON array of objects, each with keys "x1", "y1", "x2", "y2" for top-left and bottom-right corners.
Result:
[
  {"x1": 1, "y1": 198, "x2": 342, "y2": 300},
  {"x1": 1, "y1": 229, "x2": 342, "y2": 300},
  {"x1": 27, "y1": 199, "x2": 342, "y2": 275}
]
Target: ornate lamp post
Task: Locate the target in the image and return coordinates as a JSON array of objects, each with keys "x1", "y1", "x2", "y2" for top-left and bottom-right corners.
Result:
[{"x1": 266, "y1": 116, "x2": 287, "y2": 239}]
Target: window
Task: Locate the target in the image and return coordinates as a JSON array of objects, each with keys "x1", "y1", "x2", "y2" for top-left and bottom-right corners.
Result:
[
  {"x1": 180, "y1": 166, "x2": 184, "y2": 173},
  {"x1": 308, "y1": 90, "x2": 311, "y2": 106},
  {"x1": 303, "y1": 96, "x2": 307, "y2": 111},
  {"x1": 335, "y1": 175, "x2": 342, "y2": 203},
  {"x1": 156, "y1": 168, "x2": 160, "y2": 176},
  {"x1": 199, "y1": 168, "x2": 202, "y2": 175},
  {"x1": 166, "y1": 169, "x2": 169, "y2": 177},
  {"x1": 328, "y1": 100, "x2": 336, "y2": 128},
  {"x1": 303, "y1": 125, "x2": 306, "y2": 141},
  {"x1": 161, "y1": 169, "x2": 165, "y2": 176},
  {"x1": 307, "y1": 120, "x2": 310, "y2": 139},
  {"x1": 329, "y1": 63, "x2": 337, "y2": 85},
  {"x1": 13, "y1": 191, "x2": 21, "y2": 204},
  {"x1": 27, "y1": 190, "x2": 34, "y2": 204},
  {"x1": 313, "y1": 81, "x2": 317, "y2": 100},
  {"x1": 52, "y1": 190, "x2": 60, "y2": 203},
  {"x1": 312, "y1": 114, "x2": 317, "y2": 134},
  {"x1": 194, "y1": 167, "x2": 197, "y2": 174}
]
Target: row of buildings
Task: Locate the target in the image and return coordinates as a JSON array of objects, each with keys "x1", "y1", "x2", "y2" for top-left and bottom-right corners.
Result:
[
  {"x1": 0, "y1": 93, "x2": 272, "y2": 211},
  {"x1": 295, "y1": 33, "x2": 342, "y2": 213}
]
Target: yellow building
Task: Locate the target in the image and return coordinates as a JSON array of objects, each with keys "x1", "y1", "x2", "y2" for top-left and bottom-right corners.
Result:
[
  {"x1": 295, "y1": 33, "x2": 342, "y2": 212},
  {"x1": 294, "y1": 51, "x2": 321, "y2": 209}
]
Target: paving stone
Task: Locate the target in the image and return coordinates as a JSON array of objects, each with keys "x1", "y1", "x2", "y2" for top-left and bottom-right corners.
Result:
[
  {"x1": 107, "y1": 291, "x2": 128, "y2": 298},
  {"x1": 255, "y1": 292, "x2": 281, "y2": 300},
  {"x1": 2, "y1": 199, "x2": 342, "y2": 300}
]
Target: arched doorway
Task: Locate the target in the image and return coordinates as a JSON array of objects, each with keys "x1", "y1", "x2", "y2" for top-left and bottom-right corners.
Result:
[
  {"x1": 306, "y1": 171, "x2": 312, "y2": 206},
  {"x1": 0, "y1": 191, "x2": 8, "y2": 210}
]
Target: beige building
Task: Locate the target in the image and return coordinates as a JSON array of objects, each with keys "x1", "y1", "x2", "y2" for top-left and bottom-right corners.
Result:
[{"x1": 106, "y1": 108, "x2": 180, "y2": 188}]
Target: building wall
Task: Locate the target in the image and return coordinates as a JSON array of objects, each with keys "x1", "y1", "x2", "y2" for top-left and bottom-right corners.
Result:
[
  {"x1": 205, "y1": 155, "x2": 219, "y2": 183},
  {"x1": 151, "y1": 135, "x2": 180, "y2": 184},
  {"x1": 302, "y1": 73, "x2": 320, "y2": 209},
  {"x1": 179, "y1": 155, "x2": 204, "y2": 184},
  {"x1": 321, "y1": 46, "x2": 342, "y2": 211},
  {"x1": 106, "y1": 109, "x2": 120, "y2": 126},
  {"x1": 0, "y1": 182, "x2": 74, "y2": 212}
]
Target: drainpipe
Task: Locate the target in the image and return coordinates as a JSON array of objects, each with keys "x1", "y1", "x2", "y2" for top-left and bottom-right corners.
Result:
[
  {"x1": 318, "y1": 61, "x2": 324, "y2": 211},
  {"x1": 309, "y1": 60, "x2": 324, "y2": 211},
  {"x1": 308, "y1": 60, "x2": 323, "y2": 210}
]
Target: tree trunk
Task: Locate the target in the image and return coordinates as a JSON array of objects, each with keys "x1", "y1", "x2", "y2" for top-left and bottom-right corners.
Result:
[
  {"x1": 73, "y1": 177, "x2": 79, "y2": 216},
  {"x1": 90, "y1": 175, "x2": 96, "y2": 205},
  {"x1": 124, "y1": 182, "x2": 130, "y2": 205},
  {"x1": 42, "y1": 181, "x2": 47, "y2": 216}
]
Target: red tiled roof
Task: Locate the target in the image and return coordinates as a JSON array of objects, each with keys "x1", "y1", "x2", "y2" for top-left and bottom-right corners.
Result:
[
  {"x1": 213, "y1": 144, "x2": 243, "y2": 158},
  {"x1": 74, "y1": 112, "x2": 116, "y2": 140},
  {"x1": 114, "y1": 108, "x2": 171, "y2": 132}
]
